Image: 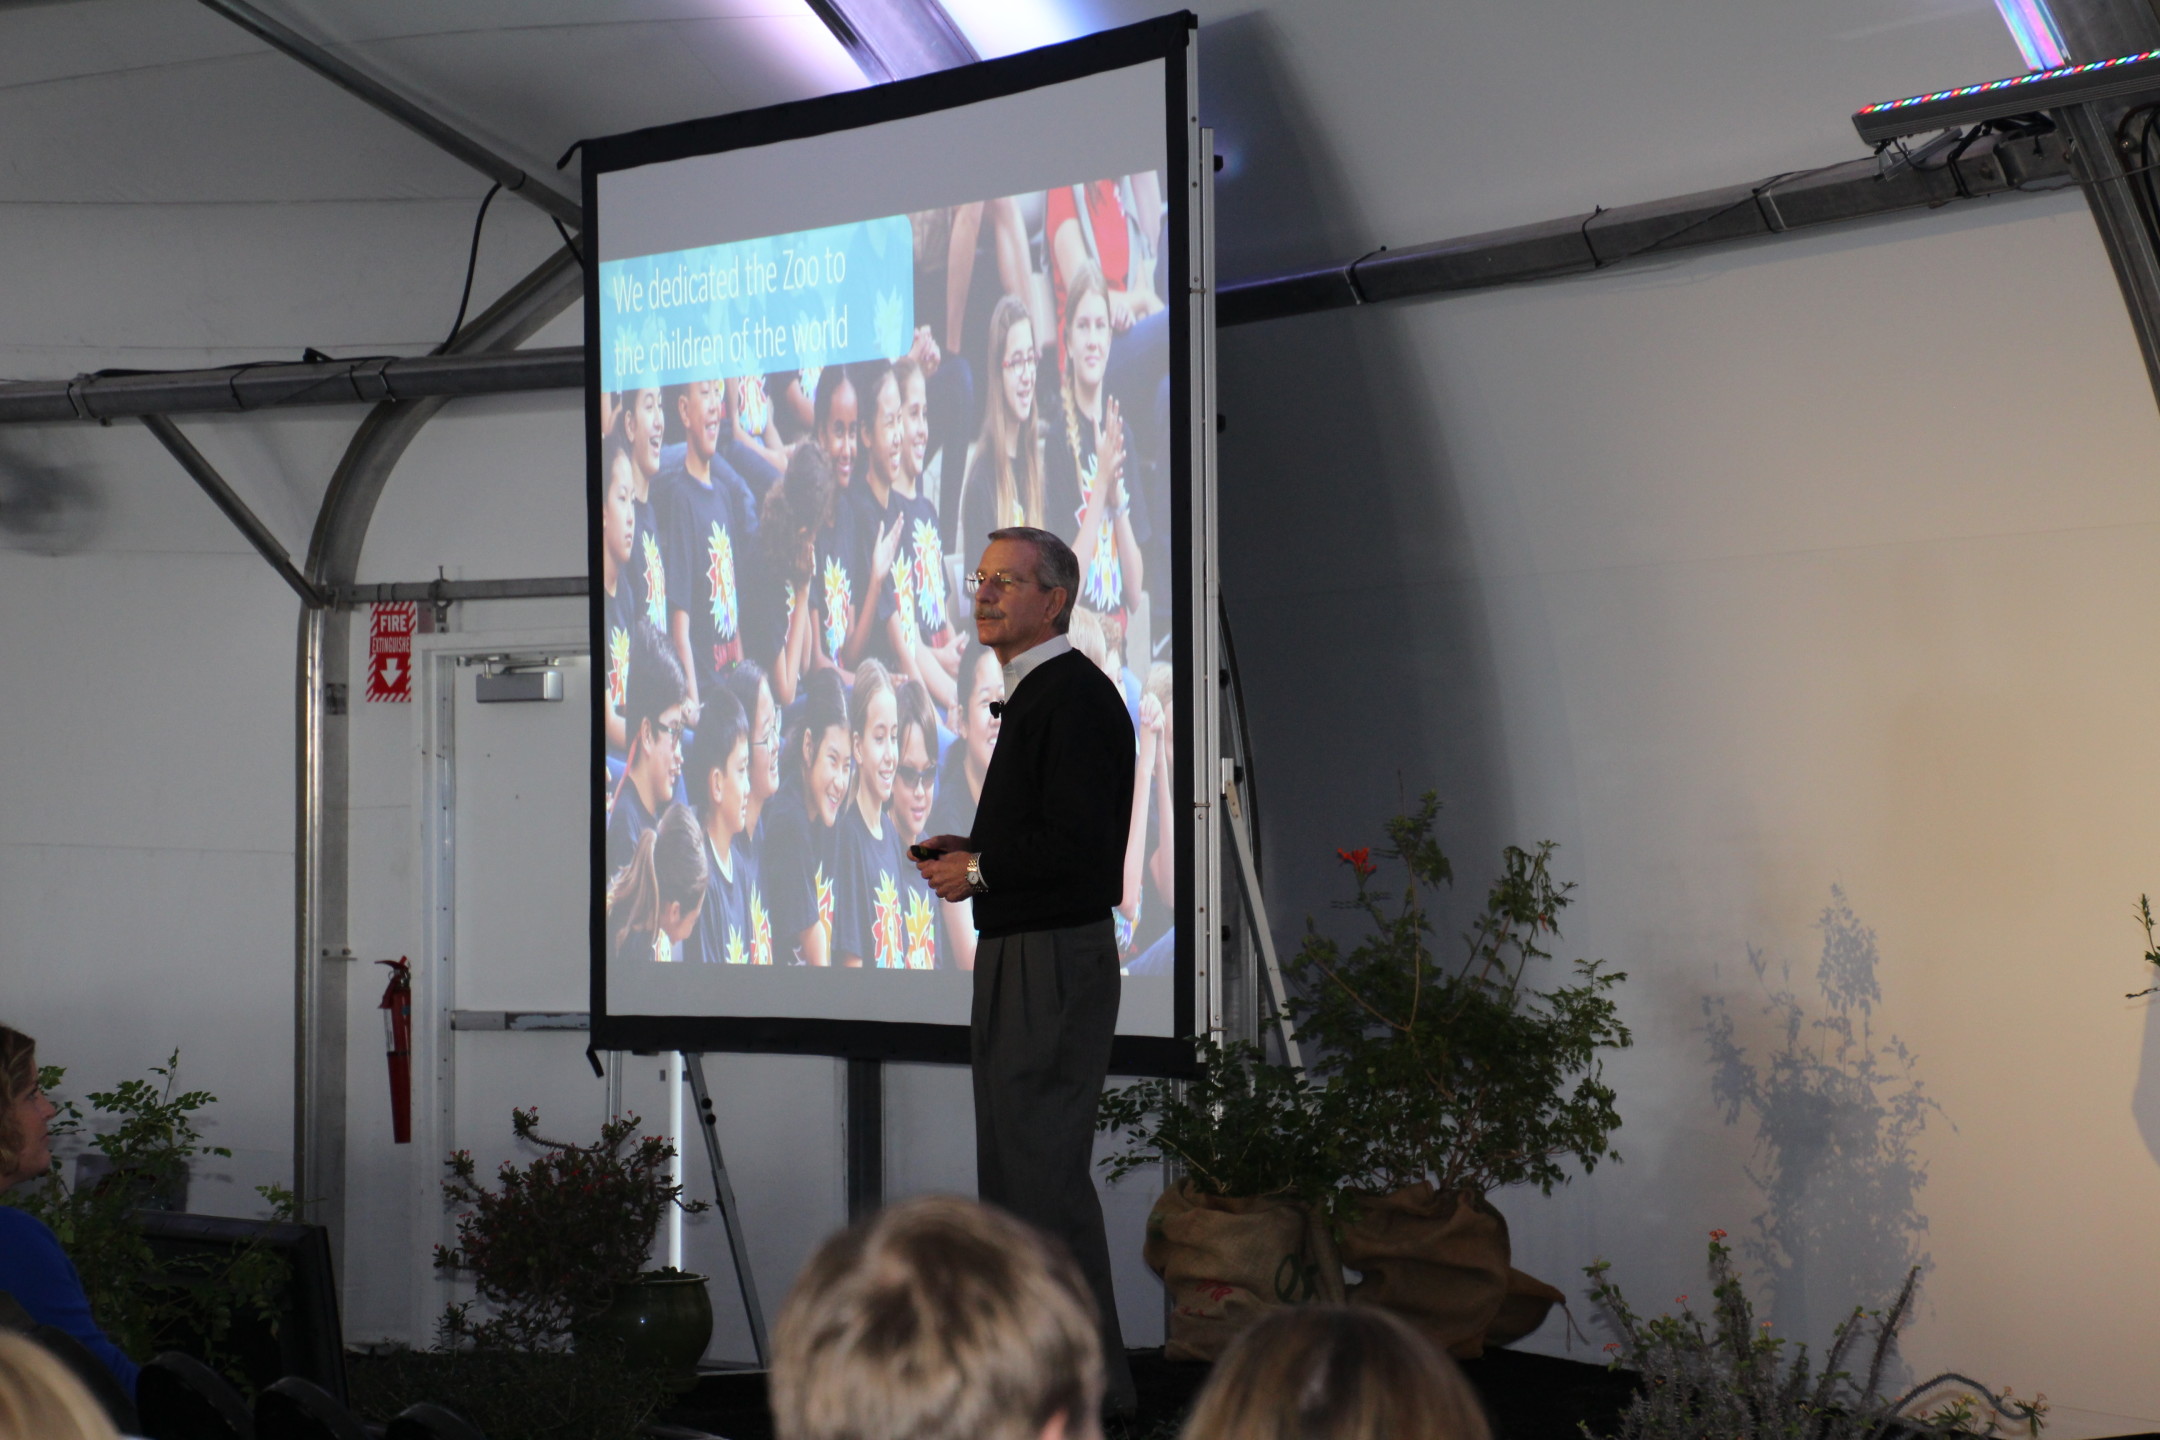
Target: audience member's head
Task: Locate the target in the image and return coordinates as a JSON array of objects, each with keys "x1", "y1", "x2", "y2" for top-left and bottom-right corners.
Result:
[
  {"x1": 772, "y1": 1196, "x2": 1103, "y2": 1440},
  {"x1": 0, "y1": 1332, "x2": 119, "y2": 1440},
  {"x1": 0, "y1": 1027, "x2": 53, "y2": 1193},
  {"x1": 1178, "y1": 1305, "x2": 1491, "y2": 1440}
]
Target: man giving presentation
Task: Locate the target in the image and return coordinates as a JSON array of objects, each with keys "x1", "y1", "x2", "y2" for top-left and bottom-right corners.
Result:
[{"x1": 914, "y1": 524, "x2": 1137, "y2": 1412}]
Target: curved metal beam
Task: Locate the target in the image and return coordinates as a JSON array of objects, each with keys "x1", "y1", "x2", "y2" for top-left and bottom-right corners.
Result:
[
  {"x1": 0, "y1": 348, "x2": 582, "y2": 425},
  {"x1": 196, "y1": 0, "x2": 581, "y2": 228},
  {"x1": 294, "y1": 244, "x2": 582, "y2": 1260},
  {"x1": 307, "y1": 246, "x2": 582, "y2": 588}
]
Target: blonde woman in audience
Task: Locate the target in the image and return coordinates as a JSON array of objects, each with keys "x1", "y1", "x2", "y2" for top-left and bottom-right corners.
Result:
[
  {"x1": 771, "y1": 1196, "x2": 1102, "y2": 1440},
  {"x1": 0, "y1": 1332, "x2": 119, "y2": 1440},
  {"x1": 1179, "y1": 1305, "x2": 1491, "y2": 1440}
]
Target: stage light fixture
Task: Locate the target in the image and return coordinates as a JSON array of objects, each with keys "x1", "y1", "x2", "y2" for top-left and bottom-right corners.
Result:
[
  {"x1": 1853, "y1": 47, "x2": 2160, "y2": 144},
  {"x1": 1990, "y1": 0, "x2": 2069, "y2": 72}
]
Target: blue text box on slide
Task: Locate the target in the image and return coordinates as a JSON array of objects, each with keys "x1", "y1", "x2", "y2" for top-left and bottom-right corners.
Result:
[{"x1": 600, "y1": 215, "x2": 914, "y2": 391}]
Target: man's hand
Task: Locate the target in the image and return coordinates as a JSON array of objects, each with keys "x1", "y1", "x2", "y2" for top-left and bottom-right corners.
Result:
[{"x1": 914, "y1": 834, "x2": 976, "y2": 902}]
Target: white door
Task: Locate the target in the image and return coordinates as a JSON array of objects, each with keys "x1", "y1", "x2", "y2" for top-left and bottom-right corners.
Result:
[
  {"x1": 408, "y1": 631, "x2": 844, "y2": 1364},
  {"x1": 413, "y1": 634, "x2": 613, "y2": 1343}
]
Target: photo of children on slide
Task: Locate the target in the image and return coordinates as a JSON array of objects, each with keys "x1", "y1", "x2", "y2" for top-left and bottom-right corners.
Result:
[{"x1": 600, "y1": 173, "x2": 1177, "y2": 982}]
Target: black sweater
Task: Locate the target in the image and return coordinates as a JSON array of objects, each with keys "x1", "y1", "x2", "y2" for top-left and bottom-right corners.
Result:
[{"x1": 967, "y1": 647, "x2": 1136, "y2": 938}]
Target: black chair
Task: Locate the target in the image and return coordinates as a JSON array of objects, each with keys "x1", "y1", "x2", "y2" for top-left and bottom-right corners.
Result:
[
  {"x1": 254, "y1": 1376, "x2": 372, "y2": 1440},
  {"x1": 138, "y1": 1352, "x2": 255, "y2": 1440},
  {"x1": 136, "y1": 1212, "x2": 348, "y2": 1402},
  {"x1": 385, "y1": 1401, "x2": 487, "y2": 1440},
  {"x1": 0, "y1": 1288, "x2": 140, "y2": 1434}
]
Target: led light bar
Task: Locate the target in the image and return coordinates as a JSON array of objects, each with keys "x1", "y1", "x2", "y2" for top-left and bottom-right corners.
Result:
[{"x1": 1854, "y1": 47, "x2": 2160, "y2": 144}]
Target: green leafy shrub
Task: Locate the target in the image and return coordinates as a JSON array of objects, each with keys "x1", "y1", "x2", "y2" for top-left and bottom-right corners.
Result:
[
  {"x1": 1097, "y1": 1039, "x2": 1338, "y2": 1207},
  {"x1": 1287, "y1": 795, "x2": 1631, "y2": 1197},
  {"x1": 435, "y1": 1108, "x2": 707, "y2": 1350},
  {"x1": 3, "y1": 1052, "x2": 295, "y2": 1389},
  {"x1": 1099, "y1": 795, "x2": 1630, "y2": 1216},
  {"x1": 1588, "y1": 1232, "x2": 2044, "y2": 1440}
]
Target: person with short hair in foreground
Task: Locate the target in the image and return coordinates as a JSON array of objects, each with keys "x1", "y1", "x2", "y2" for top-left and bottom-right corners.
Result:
[
  {"x1": 771, "y1": 1195, "x2": 1102, "y2": 1440},
  {"x1": 0, "y1": 1311, "x2": 122, "y2": 1440},
  {"x1": 1178, "y1": 1305, "x2": 1492, "y2": 1440}
]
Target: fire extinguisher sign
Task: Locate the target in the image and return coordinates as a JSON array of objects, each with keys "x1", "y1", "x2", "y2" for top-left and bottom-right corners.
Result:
[{"x1": 367, "y1": 602, "x2": 417, "y2": 702}]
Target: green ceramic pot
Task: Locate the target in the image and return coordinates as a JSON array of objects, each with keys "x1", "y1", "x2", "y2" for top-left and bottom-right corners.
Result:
[{"x1": 574, "y1": 1271, "x2": 713, "y2": 1388}]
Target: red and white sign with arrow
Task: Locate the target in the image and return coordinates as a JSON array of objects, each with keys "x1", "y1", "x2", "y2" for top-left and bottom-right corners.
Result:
[{"x1": 367, "y1": 602, "x2": 417, "y2": 702}]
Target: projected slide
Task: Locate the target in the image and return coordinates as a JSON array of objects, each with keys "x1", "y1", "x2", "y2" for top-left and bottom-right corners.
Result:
[{"x1": 591, "y1": 45, "x2": 1185, "y2": 1046}]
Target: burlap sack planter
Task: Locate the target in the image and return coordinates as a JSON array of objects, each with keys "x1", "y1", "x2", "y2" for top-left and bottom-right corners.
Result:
[
  {"x1": 1143, "y1": 1179, "x2": 1346, "y2": 1362},
  {"x1": 1487, "y1": 1266, "x2": 1567, "y2": 1348},
  {"x1": 1337, "y1": 1184, "x2": 1514, "y2": 1358}
]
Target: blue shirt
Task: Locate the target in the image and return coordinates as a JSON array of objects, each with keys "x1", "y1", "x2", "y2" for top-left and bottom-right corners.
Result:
[{"x1": 0, "y1": 1205, "x2": 139, "y2": 1397}]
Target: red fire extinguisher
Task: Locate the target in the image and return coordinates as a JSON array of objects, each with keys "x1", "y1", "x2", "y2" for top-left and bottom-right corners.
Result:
[{"x1": 378, "y1": 957, "x2": 413, "y2": 1144}]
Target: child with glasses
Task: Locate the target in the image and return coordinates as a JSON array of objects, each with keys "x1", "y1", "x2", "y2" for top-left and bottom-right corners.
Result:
[
  {"x1": 606, "y1": 620, "x2": 689, "y2": 882},
  {"x1": 889, "y1": 677, "x2": 945, "y2": 970},
  {"x1": 960, "y1": 295, "x2": 1047, "y2": 553}
]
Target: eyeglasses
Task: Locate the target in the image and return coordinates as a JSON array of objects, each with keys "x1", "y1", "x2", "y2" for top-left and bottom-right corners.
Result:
[
  {"x1": 1001, "y1": 351, "x2": 1038, "y2": 374},
  {"x1": 968, "y1": 570, "x2": 1041, "y2": 593},
  {"x1": 654, "y1": 719, "x2": 685, "y2": 743},
  {"x1": 753, "y1": 723, "x2": 781, "y2": 751},
  {"x1": 895, "y1": 763, "x2": 936, "y2": 791}
]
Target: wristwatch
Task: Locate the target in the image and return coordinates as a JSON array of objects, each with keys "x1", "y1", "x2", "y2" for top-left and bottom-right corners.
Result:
[{"x1": 965, "y1": 854, "x2": 988, "y2": 896}]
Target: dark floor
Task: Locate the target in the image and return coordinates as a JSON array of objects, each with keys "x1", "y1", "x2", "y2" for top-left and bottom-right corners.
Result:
[{"x1": 657, "y1": 1343, "x2": 1643, "y2": 1440}]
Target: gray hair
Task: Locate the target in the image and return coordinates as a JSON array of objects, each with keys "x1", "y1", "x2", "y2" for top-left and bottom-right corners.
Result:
[{"x1": 987, "y1": 526, "x2": 1079, "y2": 631}]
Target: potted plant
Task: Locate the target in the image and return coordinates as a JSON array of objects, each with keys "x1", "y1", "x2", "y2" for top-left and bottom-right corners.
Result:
[
  {"x1": 1101, "y1": 796, "x2": 1631, "y2": 1360},
  {"x1": 435, "y1": 1107, "x2": 711, "y2": 1386},
  {"x1": 1098, "y1": 1040, "x2": 1346, "y2": 1360},
  {"x1": 1588, "y1": 1230, "x2": 2044, "y2": 1440},
  {"x1": 6, "y1": 1052, "x2": 298, "y2": 1390},
  {"x1": 1282, "y1": 795, "x2": 1631, "y2": 1357}
]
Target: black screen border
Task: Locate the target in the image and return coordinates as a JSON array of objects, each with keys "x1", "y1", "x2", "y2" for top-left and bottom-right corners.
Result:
[{"x1": 585, "y1": 12, "x2": 1202, "y2": 1077}]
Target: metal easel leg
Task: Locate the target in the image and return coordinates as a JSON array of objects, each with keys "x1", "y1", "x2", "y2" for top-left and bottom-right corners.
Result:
[
  {"x1": 1220, "y1": 762, "x2": 1303, "y2": 1073},
  {"x1": 681, "y1": 1052, "x2": 771, "y2": 1369}
]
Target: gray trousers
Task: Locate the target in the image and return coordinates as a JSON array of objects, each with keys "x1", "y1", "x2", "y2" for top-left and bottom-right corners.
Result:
[{"x1": 972, "y1": 919, "x2": 1134, "y2": 1407}]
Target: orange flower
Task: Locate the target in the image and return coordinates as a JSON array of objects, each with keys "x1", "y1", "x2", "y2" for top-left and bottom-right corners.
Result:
[{"x1": 1337, "y1": 847, "x2": 1376, "y2": 879}]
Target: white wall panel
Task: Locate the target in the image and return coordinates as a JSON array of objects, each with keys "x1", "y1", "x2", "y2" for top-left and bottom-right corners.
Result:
[{"x1": 1214, "y1": 163, "x2": 2160, "y2": 1433}]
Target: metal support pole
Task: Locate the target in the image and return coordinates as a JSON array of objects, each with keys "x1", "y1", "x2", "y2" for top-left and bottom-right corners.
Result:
[
  {"x1": 1221, "y1": 761, "x2": 1302, "y2": 1073},
  {"x1": 844, "y1": 1058, "x2": 884, "y2": 1221},
  {"x1": 334, "y1": 576, "x2": 586, "y2": 607},
  {"x1": 0, "y1": 346, "x2": 583, "y2": 425},
  {"x1": 141, "y1": 416, "x2": 327, "y2": 608},
  {"x1": 2057, "y1": 100, "x2": 2160, "y2": 404},
  {"x1": 194, "y1": 0, "x2": 580, "y2": 227},
  {"x1": 294, "y1": 245, "x2": 581, "y2": 1271},
  {"x1": 682, "y1": 1053, "x2": 771, "y2": 1369}
]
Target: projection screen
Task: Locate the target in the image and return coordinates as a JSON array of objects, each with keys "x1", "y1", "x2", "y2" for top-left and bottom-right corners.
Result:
[{"x1": 587, "y1": 15, "x2": 1202, "y2": 1072}]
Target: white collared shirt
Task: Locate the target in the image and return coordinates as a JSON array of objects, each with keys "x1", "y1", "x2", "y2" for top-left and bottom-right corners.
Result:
[{"x1": 999, "y1": 633, "x2": 1073, "y2": 700}]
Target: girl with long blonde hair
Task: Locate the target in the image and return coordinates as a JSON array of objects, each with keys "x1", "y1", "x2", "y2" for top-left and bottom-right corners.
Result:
[
  {"x1": 960, "y1": 295, "x2": 1046, "y2": 549},
  {"x1": 1045, "y1": 261, "x2": 1143, "y2": 633}
]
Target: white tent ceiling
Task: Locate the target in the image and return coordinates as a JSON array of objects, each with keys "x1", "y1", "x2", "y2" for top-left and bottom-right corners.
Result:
[{"x1": 0, "y1": 0, "x2": 2030, "y2": 373}]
